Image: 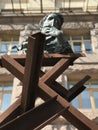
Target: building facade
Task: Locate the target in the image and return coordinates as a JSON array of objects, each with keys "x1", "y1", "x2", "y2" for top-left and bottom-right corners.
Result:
[{"x1": 0, "y1": 0, "x2": 98, "y2": 129}]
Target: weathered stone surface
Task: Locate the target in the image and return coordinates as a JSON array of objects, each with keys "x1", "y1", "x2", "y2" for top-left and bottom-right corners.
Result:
[
  {"x1": 95, "y1": 23, "x2": 98, "y2": 29},
  {"x1": 0, "y1": 24, "x2": 39, "y2": 31},
  {"x1": 0, "y1": 22, "x2": 94, "y2": 31},
  {"x1": 63, "y1": 22, "x2": 94, "y2": 29},
  {"x1": 75, "y1": 54, "x2": 98, "y2": 63}
]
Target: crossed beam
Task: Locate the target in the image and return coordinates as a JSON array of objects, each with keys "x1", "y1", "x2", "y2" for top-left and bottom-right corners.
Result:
[{"x1": 0, "y1": 32, "x2": 98, "y2": 130}]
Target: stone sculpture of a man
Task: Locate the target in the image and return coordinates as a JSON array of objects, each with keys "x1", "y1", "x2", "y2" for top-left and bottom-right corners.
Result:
[{"x1": 39, "y1": 13, "x2": 73, "y2": 54}]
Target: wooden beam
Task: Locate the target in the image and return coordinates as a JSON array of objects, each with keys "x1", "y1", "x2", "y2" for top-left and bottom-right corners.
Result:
[
  {"x1": 21, "y1": 32, "x2": 45, "y2": 112},
  {"x1": 42, "y1": 53, "x2": 85, "y2": 66},
  {"x1": 1, "y1": 56, "x2": 89, "y2": 102},
  {"x1": 39, "y1": 82, "x2": 98, "y2": 130},
  {"x1": 1, "y1": 55, "x2": 90, "y2": 103},
  {"x1": 39, "y1": 73, "x2": 91, "y2": 103},
  {"x1": 40, "y1": 70, "x2": 68, "y2": 97},
  {"x1": 0, "y1": 55, "x2": 26, "y2": 67},
  {"x1": 1, "y1": 54, "x2": 89, "y2": 104},
  {"x1": 40, "y1": 58, "x2": 71, "y2": 83},
  {"x1": 0, "y1": 98, "x2": 21, "y2": 126},
  {"x1": 0, "y1": 53, "x2": 85, "y2": 67},
  {"x1": 40, "y1": 53, "x2": 84, "y2": 83},
  {"x1": 48, "y1": 80, "x2": 68, "y2": 97},
  {"x1": 1, "y1": 50, "x2": 93, "y2": 130},
  {"x1": 0, "y1": 97, "x2": 65, "y2": 130},
  {"x1": 1, "y1": 55, "x2": 24, "y2": 82},
  {"x1": 66, "y1": 75, "x2": 91, "y2": 101}
]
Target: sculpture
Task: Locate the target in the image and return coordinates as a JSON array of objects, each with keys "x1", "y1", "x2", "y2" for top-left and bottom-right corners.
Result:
[
  {"x1": 18, "y1": 24, "x2": 34, "y2": 53},
  {"x1": 13, "y1": 13, "x2": 73, "y2": 54},
  {"x1": 12, "y1": 24, "x2": 33, "y2": 54},
  {"x1": 39, "y1": 13, "x2": 73, "y2": 54}
]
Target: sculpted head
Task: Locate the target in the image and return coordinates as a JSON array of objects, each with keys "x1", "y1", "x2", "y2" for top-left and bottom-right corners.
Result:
[
  {"x1": 39, "y1": 13, "x2": 64, "y2": 30},
  {"x1": 39, "y1": 13, "x2": 73, "y2": 54}
]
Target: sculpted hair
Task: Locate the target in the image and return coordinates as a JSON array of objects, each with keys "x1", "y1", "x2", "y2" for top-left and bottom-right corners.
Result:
[{"x1": 55, "y1": 13, "x2": 64, "y2": 26}]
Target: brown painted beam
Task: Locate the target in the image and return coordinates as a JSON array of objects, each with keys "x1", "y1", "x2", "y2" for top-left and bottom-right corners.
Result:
[
  {"x1": 1, "y1": 50, "x2": 93, "y2": 130},
  {"x1": 0, "y1": 98, "x2": 21, "y2": 126},
  {"x1": 39, "y1": 82, "x2": 98, "y2": 130},
  {"x1": 40, "y1": 71, "x2": 90, "y2": 102},
  {"x1": 1, "y1": 54, "x2": 87, "y2": 102},
  {"x1": 0, "y1": 55, "x2": 95, "y2": 129},
  {"x1": 0, "y1": 97, "x2": 65, "y2": 130},
  {"x1": 1, "y1": 54, "x2": 90, "y2": 106},
  {"x1": 40, "y1": 70, "x2": 68, "y2": 97},
  {"x1": 66, "y1": 75, "x2": 91, "y2": 101},
  {"x1": 48, "y1": 80, "x2": 68, "y2": 97},
  {"x1": 42, "y1": 53, "x2": 85, "y2": 66},
  {"x1": 1, "y1": 55, "x2": 24, "y2": 82},
  {"x1": 40, "y1": 53, "x2": 83, "y2": 83},
  {"x1": 0, "y1": 55, "x2": 25, "y2": 67},
  {"x1": 40, "y1": 58, "x2": 71, "y2": 83},
  {"x1": 39, "y1": 74, "x2": 91, "y2": 103},
  {"x1": 21, "y1": 32, "x2": 45, "y2": 112},
  {"x1": 0, "y1": 53, "x2": 85, "y2": 67}
]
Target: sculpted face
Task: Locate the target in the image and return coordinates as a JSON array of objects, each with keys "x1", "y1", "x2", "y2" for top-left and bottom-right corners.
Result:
[{"x1": 42, "y1": 13, "x2": 63, "y2": 29}]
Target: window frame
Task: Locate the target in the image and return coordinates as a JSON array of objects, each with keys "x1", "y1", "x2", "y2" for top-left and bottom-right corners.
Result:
[
  {"x1": 0, "y1": 39, "x2": 18, "y2": 55},
  {"x1": 69, "y1": 35, "x2": 93, "y2": 54},
  {"x1": 0, "y1": 82, "x2": 13, "y2": 111},
  {"x1": 68, "y1": 81, "x2": 98, "y2": 109}
]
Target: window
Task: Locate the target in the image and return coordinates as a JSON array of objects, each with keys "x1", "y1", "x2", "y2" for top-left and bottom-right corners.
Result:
[
  {"x1": 81, "y1": 91, "x2": 91, "y2": 109},
  {"x1": 93, "y1": 92, "x2": 98, "y2": 108},
  {"x1": 68, "y1": 35, "x2": 92, "y2": 54},
  {"x1": 74, "y1": 42, "x2": 82, "y2": 53},
  {"x1": 84, "y1": 41, "x2": 92, "y2": 54},
  {"x1": 68, "y1": 82, "x2": 98, "y2": 109},
  {"x1": 71, "y1": 96, "x2": 79, "y2": 108},
  {"x1": 0, "y1": 40, "x2": 18, "y2": 55},
  {"x1": 0, "y1": 82, "x2": 13, "y2": 111}
]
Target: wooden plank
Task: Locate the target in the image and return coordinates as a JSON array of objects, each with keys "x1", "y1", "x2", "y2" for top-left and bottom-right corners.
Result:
[
  {"x1": 68, "y1": 85, "x2": 86, "y2": 102},
  {"x1": 0, "y1": 97, "x2": 65, "y2": 130},
  {"x1": 21, "y1": 32, "x2": 45, "y2": 112},
  {"x1": 42, "y1": 53, "x2": 85, "y2": 66},
  {"x1": 34, "y1": 107, "x2": 65, "y2": 130},
  {"x1": 44, "y1": 53, "x2": 85, "y2": 58},
  {"x1": 0, "y1": 98, "x2": 21, "y2": 126},
  {"x1": 36, "y1": 71, "x2": 90, "y2": 103},
  {"x1": 39, "y1": 82, "x2": 98, "y2": 130},
  {"x1": 39, "y1": 74, "x2": 90, "y2": 103},
  {"x1": 0, "y1": 53, "x2": 85, "y2": 67},
  {"x1": 67, "y1": 75, "x2": 91, "y2": 101},
  {"x1": 1, "y1": 55, "x2": 90, "y2": 103},
  {"x1": 40, "y1": 53, "x2": 83, "y2": 83},
  {"x1": 40, "y1": 70, "x2": 68, "y2": 97},
  {"x1": 1, "y1": 54, "x2": 87, "y2": 103},
  {"x1": 1, "y1": 50, "x2": 92, "y2": 130},
  {"x1": 0, "y1": 55, "x2": 26, "y2": 67},
  {"x1": 0, "y1": 54, "x2": 89, "y2": 103},
  {"x1": 47, "y1": 80, "x2": 68, "y2": 97},
  {"x1": 1, "y1": 55, "x2": 24, "y2": 82},
  {"x1": 40, "y1": 58, "x2": 70, "y2": 83}
]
